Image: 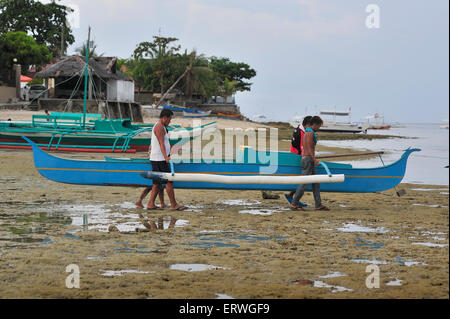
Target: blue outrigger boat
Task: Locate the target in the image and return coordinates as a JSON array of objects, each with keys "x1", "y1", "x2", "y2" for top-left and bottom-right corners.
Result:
[{"x1": 24, "y1": 137, "x2": 420, "y2": 193}]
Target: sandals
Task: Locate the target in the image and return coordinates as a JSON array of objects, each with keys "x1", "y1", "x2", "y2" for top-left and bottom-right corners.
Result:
[
  {"x1": 284, "y1": 194, "x2": 308, "y2": 207},
  {"x1": 290, "y1": 205, "x2": 304, "y2": 211},
  {"x1": 170, "y1": 206, "x2": 187, "y2": 211},
  {"x1": 146, "y1": 206, "x2": 162, "y2": 210}
]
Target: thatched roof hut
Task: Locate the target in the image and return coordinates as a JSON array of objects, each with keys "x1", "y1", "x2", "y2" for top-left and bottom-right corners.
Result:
[
  {"x1": 35, "y1": 56, "x2": 131, "y2": 81},
  {"x1": 34, "y1": 56, "x2": 134, "y2": 102}
]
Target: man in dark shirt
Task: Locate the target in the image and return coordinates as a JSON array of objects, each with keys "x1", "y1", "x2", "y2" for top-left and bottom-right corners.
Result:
[{"x1": 291, "y1": 116, "x2": 330, "y2": 211}]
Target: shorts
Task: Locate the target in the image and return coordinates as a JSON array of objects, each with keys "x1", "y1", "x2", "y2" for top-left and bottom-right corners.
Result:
[
  {"x1": 151, "y1": 160, "x2": 171, "y2": 173},
  {"x1": 151, "y1": 161, "x2": 171, "y2": 185}
]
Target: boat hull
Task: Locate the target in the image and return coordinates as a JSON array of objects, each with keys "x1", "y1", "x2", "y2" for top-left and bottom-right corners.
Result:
[
  {"x1": 24, "y1": 137, "x2": 420, "y2": 193},
  {"x1": 0, "y1": 122, "x2": 217, "y2": 152}
]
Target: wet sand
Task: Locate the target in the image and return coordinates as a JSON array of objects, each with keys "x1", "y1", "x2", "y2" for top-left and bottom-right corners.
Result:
[{"x1": 0, "y1": 148, "x2": 448, "y2": 299}]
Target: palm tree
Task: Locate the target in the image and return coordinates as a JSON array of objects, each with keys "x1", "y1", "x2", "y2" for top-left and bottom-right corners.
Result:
[
  {"x1": 183, "y1": 50, "x2": 218, "y2": 100},
  {"x1": 75, "y1": 41, "x2": 104, "y2": 57},
  {"x1": 220, "y1": 77, "x2": 238, "y2": 104}
]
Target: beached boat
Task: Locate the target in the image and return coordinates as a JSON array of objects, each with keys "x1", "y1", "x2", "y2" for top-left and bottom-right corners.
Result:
[
  {"x1": 183, "y1": 110, "x2": 211, "y2": 118},
  {"x1": 216, "y1": 112, "x2": 243, "y2": 120},
  {"x1": 24, "y1": 137, "x2": 419, "y2": 193},
  {"x1": 0, "y1": 114, "x2": 217, "y2": 152}
]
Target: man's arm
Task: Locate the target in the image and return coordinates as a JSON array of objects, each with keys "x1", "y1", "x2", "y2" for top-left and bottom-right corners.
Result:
[{"x1": 154, "y1": 124, "x2": 170, "y2": 162}]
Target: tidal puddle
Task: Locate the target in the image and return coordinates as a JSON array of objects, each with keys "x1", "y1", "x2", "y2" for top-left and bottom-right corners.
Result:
[
  {"x1": 216, "y1": 199, "x2": 262, "y2": 206},
  {"x1": 86, "y1": 256, "x2": 106, "y2": 260},
  {"x1": 318, "y1": 272, "x2": 347, "y2": 279},
  {"x1": 349, "y1": 258, "x2": 388, "y2": 265},
  {"x1": 394, "y1": 257, "x2": 427, "y2": 267},
  {"x1": 412, "y1": 203, "x2": 446, "y2": 208},
  {"x1": 184, "y1": 205, "x2": 203, "y2": 213},
  {"x1": 56, "y1": 204, "x2": 189, "y2": 233},
  {"x1": 411, "y1": 242, "x2": 448, "y2": 248},
  {"x1": 239, "y1": 209, "x2": 277, "y2": 216},
  {"x1": 356, "y1": 237, "x2": 384, "y2": 249},
  {"x1": 239, "y1": 207, "x2": 289, "y2": 216},
  {"x1": 184, "y1": 232, "x2": 286, "y2": 249},
  {"x1": 138, "y1": 215, "x2": 189, "y2": 231},
  {"x1": 182, "y1": 241, "x2": 240, "y2": 249},
  {"x1": 0, "y1": 236, "x2": 44, "y2": 244},
  {"x1": 101, "y1": 269, "x2": 155, "y2": 276},
  {"x1": 313, "y1": 280, "x2": 353, "y2": 293},
  {"x1": 169, "y1": 264, "x2": 230, "y2": 272},
  {"x1": 386, "y1": 279, "x2": 403, "y2": 286},
  {"x1": 216, "y1": 293, "x2": 234, "y2": 299},
  {"x1": 336, "y1": 223, "x2": 389, "y2": 234}
]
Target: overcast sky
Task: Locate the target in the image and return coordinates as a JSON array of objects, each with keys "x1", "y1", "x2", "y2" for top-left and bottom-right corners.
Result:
[{"x1": 42, "y1": 0, "x2": 449, "y2": 123}]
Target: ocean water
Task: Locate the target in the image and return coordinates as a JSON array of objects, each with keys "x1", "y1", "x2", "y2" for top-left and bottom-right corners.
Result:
[{"x1": 317, "y1": 124, "x2": 449, "y2": 186}]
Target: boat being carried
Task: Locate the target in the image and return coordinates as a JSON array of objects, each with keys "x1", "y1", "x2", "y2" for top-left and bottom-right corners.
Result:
[{"x1": 24, "y1": 137, "x2": 420, "y2": 193}]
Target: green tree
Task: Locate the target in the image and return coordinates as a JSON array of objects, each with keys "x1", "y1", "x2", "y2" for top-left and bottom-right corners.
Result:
[
  {"x1": 209, "y1": 57, "x2": 256, "y2": 92},
  {"x1": 133, "y1": 36, "x2": 182, "y2": 94},
  {"x1": 0, "y1": 0, "x2": 74, "y2": 56},
  {"x1": 126, "y1": 37, "x2": 256, "y2": 102},
  {"x1": 0, "y1": 31, "x2": 52, "y2": 70}
]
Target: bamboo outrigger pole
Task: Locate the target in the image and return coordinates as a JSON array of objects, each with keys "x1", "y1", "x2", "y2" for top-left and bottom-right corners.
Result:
[
  {"x1": 316, "y1": 151, "x2": 385, "y2": 159},
  {"x1": 82, "y1": 26, "x2": 91, "y2": 128}
]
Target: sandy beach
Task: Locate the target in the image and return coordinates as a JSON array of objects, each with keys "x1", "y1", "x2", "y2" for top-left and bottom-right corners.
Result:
[{"x1": 0, "y1": 110, "x2": 448, "y2": 299}]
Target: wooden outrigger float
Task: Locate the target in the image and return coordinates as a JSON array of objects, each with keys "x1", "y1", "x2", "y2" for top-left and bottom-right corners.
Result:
[{"x1": 24, "y1": 137, "x2": 420, "y2": 193}]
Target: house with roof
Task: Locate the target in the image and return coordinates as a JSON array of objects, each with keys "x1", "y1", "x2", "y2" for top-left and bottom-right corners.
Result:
[
  {"x1": 35, "y1": 55, "x2": 134, "y2": 102},
  {"x1": 32, "y1": 56, "x2": 142, "y2": 121}
]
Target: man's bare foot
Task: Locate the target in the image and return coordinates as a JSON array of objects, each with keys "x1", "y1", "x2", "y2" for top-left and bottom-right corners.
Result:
[
  {"x1": 160, "y1": 203, "x2": 167, "y2": 209},
  {"x1": 135, "y1": 201, "x2": 144, "y2": 209}
]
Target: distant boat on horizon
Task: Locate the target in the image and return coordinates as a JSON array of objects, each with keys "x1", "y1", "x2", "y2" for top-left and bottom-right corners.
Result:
[
  {"x1": 365, "y1": 113, "x2": 391, "y2": 130},
  {"x1": 290, "y1": 108, "x2": 368, "y2": 134}
]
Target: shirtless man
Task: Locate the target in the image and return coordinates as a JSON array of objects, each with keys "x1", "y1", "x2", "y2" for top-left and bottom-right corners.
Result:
[
  {"x1": 285, "y1": 115, "x2": 312, "y2": 204},
  {"x1": 291, "y1": 116, "x2": 329, "y2": 211}
]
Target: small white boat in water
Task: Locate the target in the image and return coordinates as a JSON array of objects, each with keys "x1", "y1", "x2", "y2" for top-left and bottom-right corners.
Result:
[
  {"x1": 290, "y1": 109, "x2": 368, "y2": 133},
  {"x1": 365, "y1": 113, "x2": 391, "y2": 130},
  {"x1": 319, "y1": 109, "x2": 368, "y2": 133}
]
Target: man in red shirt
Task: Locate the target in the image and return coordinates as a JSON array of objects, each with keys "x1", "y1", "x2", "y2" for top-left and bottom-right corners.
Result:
[{"x1": 291, "y1": 116, "x2": 329, "y2": 211}]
